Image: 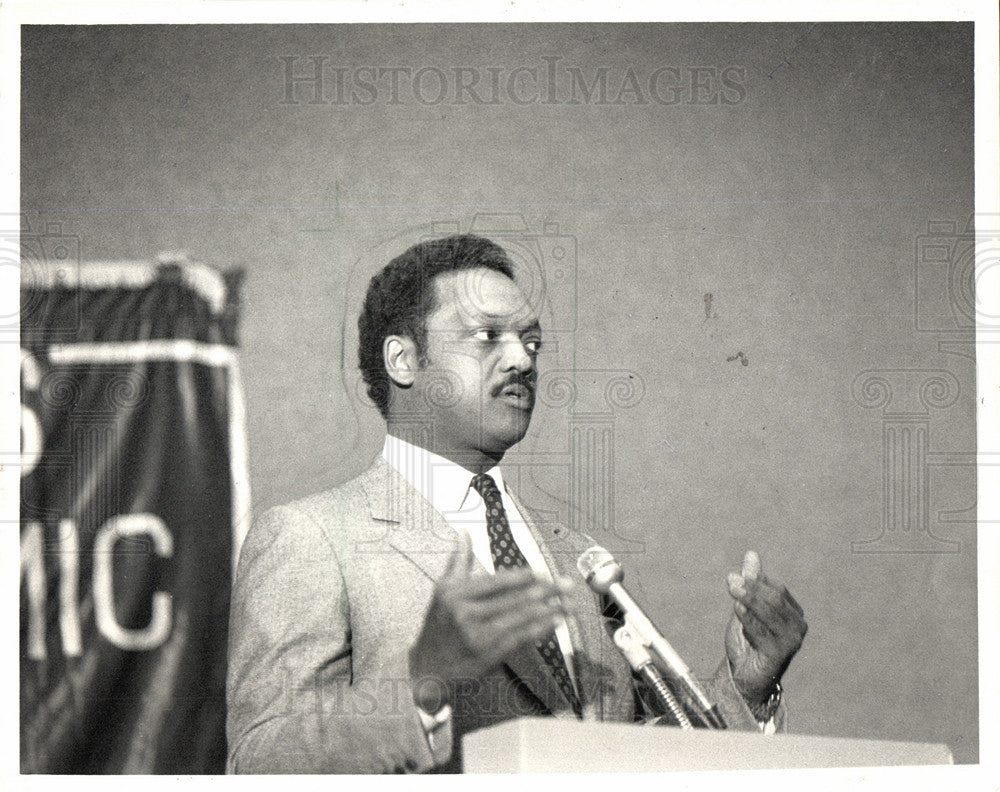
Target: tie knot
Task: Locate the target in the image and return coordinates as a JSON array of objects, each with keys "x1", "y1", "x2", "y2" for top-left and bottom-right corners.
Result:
[{"x1": 471, "y1": 473, "x2": 501, "y2": 502}]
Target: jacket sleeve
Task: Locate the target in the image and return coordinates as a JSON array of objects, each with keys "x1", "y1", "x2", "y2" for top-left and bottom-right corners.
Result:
[
  {"x1": 702, "y1": 658, "x2": 787, "y2": 732},
  {"x1": 225, "y1": 503, "x2": 452, "y2": 773}
]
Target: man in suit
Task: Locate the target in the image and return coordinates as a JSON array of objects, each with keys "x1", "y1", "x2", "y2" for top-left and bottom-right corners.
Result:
[{"x1": 226, "y1": 234, "x2": 807, "y2": 773}]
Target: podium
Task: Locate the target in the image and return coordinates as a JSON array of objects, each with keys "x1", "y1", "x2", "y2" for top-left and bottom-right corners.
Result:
[{"x1": 462, "y1": 718, "x2": 954, "y2": 772}]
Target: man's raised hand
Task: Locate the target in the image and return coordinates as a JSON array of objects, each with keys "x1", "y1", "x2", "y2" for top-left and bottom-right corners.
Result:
[
  {"x1": 724, "y1": 550, "x2": 807, "y2": 713},
  {"x1": 408, "y1": 530, "x2": 574, "y2": 712}
]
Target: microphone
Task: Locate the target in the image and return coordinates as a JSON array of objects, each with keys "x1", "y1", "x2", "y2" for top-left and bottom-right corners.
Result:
[
  {"x1": 577, "y1": 545, "x2": 727, "y2": 730},
  {"x1": 612, "y1": 621, "x2": 693, "y2": 729}
]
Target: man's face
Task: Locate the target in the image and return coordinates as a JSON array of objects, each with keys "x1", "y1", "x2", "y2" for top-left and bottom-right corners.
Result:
[{"x1": 413, "y1": 267, "x2": 541, "y2": 461}]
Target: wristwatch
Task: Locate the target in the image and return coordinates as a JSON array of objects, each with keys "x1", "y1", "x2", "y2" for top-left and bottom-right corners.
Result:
[{"x1": 751, "y1": 681, "x2": 782, "y2": 724}]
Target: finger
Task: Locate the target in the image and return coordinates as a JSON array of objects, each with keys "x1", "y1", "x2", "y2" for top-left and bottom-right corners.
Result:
[
  {"x1": 441, "y1": 529, "x2": 476, "y2": 580},
  {"x1": 733, "y1": 588, "x2": 787, "y2": 638},
  {"x1": 733, "y1": 602, "x2": 777, "y2": 653},
  {"x1": 741, "y1": 550, "x2": 761, "y2": 581},
  {"x1": 488, "y1": 607, "x2": 564, "y2": 659},
  {"x1": 742, "y1": 578, "x2": 806, "y2": 626},
  {"x1": 739, "y1": 599, "x2": 790, "y2": 640},
  {"x1": 783, "y1": 587, "x2": 805, "y2": 617},
  {"x1": 478, "y1": 606, "x2": 555, "y2": 661},
  {"x1": 458, "y1": 529, "x2": 477, "y2": 574},
  {"x1": 743, "y1": 577, "x2": 787, "y2": 610},
  {"x1": 753, "y1": 571, "x2": 805, "y2": 618},
  {"x1": 467, "y1": 569, "x2": 575, "y2": 602},
  {"x1": 490, "y1": 567, "x2": 576, "y2": 591},
  {"x1": 464, "y1": 581, "x2": 573, "y2": 620},
  {"x1": 489, "y1": 599, "x2": 564, "y2": 633},
  {"x1": 461, "y1": 568, "x2": 552, "y2": 599},
  {"x1": 736, "y1": 594, "x2": 807, "y2": 655},
  {"x1": 726, "y1": 552, "x2": 761, "y2": 596}
]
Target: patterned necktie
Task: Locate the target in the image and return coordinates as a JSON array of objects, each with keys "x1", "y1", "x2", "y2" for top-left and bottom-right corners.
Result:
[{"x1": 471, "y1": 473, "x2": 583, "y2": 719}]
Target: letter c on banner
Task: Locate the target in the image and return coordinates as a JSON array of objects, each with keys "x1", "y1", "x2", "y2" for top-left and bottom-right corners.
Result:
[{"x1": 94, "y1": 514, "x2": 174, "y2": 651}]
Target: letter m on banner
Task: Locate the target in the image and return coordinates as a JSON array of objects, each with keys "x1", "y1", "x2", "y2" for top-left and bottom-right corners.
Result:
[{"x1": 19, "y1": 252, "x2": 250, "y2": 773}]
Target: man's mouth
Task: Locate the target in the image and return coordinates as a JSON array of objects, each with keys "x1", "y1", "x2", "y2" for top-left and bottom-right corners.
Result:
[{"x1": 495, "y1": 382, "x2": 535, "y2": 408}]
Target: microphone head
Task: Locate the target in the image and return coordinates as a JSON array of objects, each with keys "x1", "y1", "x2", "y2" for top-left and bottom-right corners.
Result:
[{"x1": 576, "y1": 546, "x2": 624, "y2": 594}]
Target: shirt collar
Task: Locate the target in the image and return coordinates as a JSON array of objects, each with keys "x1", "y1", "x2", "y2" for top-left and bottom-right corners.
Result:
[{"x1": 381, "y1": 433, "x2": 506, "y2": 518}]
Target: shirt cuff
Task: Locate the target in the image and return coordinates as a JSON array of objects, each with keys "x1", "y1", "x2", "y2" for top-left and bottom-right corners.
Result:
[{"x1": 415, "y1": 703, "x2": 453, "y2": 752}]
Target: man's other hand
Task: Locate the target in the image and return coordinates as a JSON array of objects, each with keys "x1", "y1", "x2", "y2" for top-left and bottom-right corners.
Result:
[
  {"x1": 408, "y1": 531, "x2": 574, "y2": 712},
  {"x1": 724, "y1": 551, "x2": 807, "y2": 711}
]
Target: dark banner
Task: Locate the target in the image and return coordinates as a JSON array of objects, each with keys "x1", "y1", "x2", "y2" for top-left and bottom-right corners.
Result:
[{"x1": 19, "y1": 257, "x2": 247, "y2": 773}]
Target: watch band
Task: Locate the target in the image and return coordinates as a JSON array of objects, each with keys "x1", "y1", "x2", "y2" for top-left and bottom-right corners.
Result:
[{"x1": 751, "y1": 681, "x2": 782, "y2": 724}]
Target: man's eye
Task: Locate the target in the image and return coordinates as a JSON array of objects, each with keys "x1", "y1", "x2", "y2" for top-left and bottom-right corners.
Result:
[
  {"x1": 524, "y1": 339, "x2": 542, "y2": 353},
  {"x1": 473, "y1": 329, "x2": 496, "y2": 342}
]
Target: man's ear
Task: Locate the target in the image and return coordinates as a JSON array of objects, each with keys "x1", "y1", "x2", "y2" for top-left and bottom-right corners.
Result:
[{"x1": 384, "y1": 335, "x2": 419, "y2": 387}]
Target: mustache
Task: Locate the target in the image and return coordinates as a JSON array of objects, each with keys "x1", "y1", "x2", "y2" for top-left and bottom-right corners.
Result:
[{"x1": 491, "y1": 373, "x2": 537, "y2": 398}]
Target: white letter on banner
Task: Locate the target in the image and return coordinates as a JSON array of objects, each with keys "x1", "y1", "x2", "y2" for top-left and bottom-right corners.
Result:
[
  {"x1": 20, "y1": 522, "x2": 47, "y2": 660},
  {"x1": 58, "y1": 519, "x2": 82, "y2": 656},
  {"x1": 20, "y1": 405, "x2": 43, "y2": 478},
  {"x1": 94, "y1": 514, "x2": 174, "y2": 651}
]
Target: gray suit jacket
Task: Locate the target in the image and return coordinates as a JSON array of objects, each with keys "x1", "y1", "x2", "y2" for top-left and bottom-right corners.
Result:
[{"x1": 226, "y1": 457, "x2": 774, "y2": 773}]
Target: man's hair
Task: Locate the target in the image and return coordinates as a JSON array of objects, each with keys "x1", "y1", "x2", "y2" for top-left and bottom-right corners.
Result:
[{"x1": 358, "y1": 234, "x2": 515, "y2": 418}]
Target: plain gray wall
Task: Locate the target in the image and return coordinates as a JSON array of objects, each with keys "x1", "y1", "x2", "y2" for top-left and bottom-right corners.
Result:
[{"x1": 21, "y1": 23, "x2": 977, "y2": 762}]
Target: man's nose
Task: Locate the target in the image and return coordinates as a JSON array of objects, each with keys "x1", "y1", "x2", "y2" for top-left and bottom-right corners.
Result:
[{"x1": 499, "y1": 338, "x2": 534, "y2": 373}]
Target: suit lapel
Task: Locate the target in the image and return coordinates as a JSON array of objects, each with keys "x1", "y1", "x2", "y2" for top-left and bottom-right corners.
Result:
[
  {"x1": 359, "y1": 457, "x2": 470, "y2": 582},
  {"x1": 511, "y1": 491, "x2": 636, "y2": 724}
]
